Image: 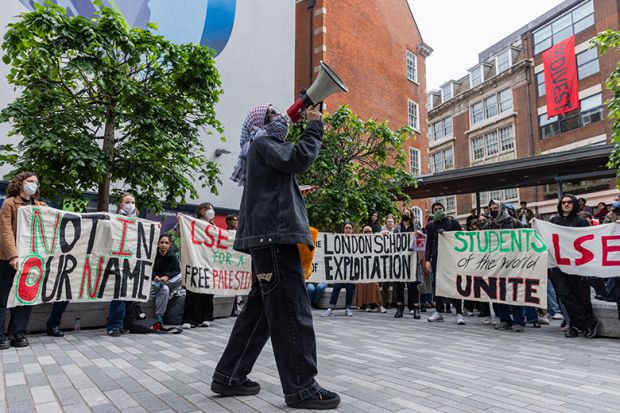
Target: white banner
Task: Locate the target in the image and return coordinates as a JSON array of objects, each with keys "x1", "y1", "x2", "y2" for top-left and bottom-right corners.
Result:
[
  {"x1": 177, "y1": 215, "x2": 252, "y2": 296},
  {"x1": 436, "y1": 229, "x2": 548, "y2": 307},
  {"x1": 308, "y1": 232, "x2": 417, "y2": 283},
  {"x1": 8, "y1": 206, "x2": 160, "y2": 307},
  {"x1": 532, "y1": 219, "x2": 620, "y2": 277}
]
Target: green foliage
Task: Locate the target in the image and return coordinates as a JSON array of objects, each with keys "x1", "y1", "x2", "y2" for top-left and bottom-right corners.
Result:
[
  {"x1": 592, "y1": 30, "x2": 620, "y2": 186},
  {"x1": 0, "y1": 2, "x2": 224, "y2": 211},
  {"x1": 291, "y1": 106, "x2": 417, "y2": 232}
]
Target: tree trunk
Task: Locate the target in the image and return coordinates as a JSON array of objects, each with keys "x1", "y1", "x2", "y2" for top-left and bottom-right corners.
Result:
[{"x1": 96, "y1": 112, "x2": 115, "y2": 212}]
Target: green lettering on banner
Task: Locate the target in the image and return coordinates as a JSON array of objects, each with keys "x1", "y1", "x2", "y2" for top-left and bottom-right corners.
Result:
[
  {"x1": 532, "y1": 231, "x2": 548, "y2": 252},
  {"x1": 499, "y1": 230, "x2": 511, "y2": 252},
  {"x1": 30, "y1": 208, "x2": 61, "y2": 255},
  {"x1": 454, "y1": 232, "x2": 468, "y2": 252}
]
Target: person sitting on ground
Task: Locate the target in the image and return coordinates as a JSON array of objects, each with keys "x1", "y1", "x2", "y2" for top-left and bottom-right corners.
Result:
[
  {"x1": 306, "y1": 282, "x2": 327, "y2": 309},
  {"x1": 151, "y1": 235, "x2": 182, "y2": 325},
  {"x1": 322, "y1": 222, "x2": 357, "y2": 318}
]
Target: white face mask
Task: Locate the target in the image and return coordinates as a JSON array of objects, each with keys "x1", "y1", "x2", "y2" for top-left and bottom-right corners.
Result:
[
  {"x1": 122, "y1": 202, "x2": 136, "y2": 215},
  {"x1": 206, "y1": 209, "x2": 215, "y2": 220},
  {"x1": 23, "y1": 181, "x2": 38, "y2": 196}
]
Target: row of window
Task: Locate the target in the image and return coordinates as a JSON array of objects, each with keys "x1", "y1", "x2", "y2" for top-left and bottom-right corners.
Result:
[
  {"x1": 533, "y1": 0, "x2": 594, "y2": 55},
  {"x1": 471, "y1": 125, "x2": 515, "y2": 162},
  {"x1": 429, "y1": 117, "x2": 453, "y2": 143},
  {"x1": 536, "y1": 46, "x2": 599, "y2": 97},
  {"x1": 478, "y1": 188, "x2": 518, "y2": 207},
  {"x1": 471, "y1": 89, "x2": 513, "y2": 125},
  {"x1": 539, "y1": 93, "x2": 603, "y2": 139}
]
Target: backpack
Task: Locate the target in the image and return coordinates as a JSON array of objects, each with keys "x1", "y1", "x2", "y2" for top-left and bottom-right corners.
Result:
[
  {"x1": 164, "y1": 294, "x2": 185, "y2": 326},
  {"x1": 129, "y1": 318, "x2": 182, "y2": 334}
]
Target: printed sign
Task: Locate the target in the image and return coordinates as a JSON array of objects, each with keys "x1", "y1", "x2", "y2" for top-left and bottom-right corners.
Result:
[
  {"x1": 436, "y1": 229, "x2": 548, "y2": 307},
  {"x1": 177, "y1": 214, "x2": 252, "y2": 296},
  {"x1": 8, "y1": 206, "x2": 159, "y2": 307}
]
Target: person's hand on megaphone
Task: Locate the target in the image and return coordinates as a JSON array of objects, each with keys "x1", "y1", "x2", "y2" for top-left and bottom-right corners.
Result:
[{"x1": 306, "y1": 105, "x2": 323, "y2": 122}]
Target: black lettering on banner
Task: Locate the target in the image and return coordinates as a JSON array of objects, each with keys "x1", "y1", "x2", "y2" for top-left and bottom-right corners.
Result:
[
  {"x1": 56, "y1": 254, "x2": 76, "y2": 300},
  {"x1": 508, "y1": 277, "x2": 524, "y2": 302},
  {"x1": 473, "y1": 276, "x2": 496, "y2": 300},
  {"x1": 42, "y1": 256, "x2": 60, "y2": 303},
  {"x1": 122, "y1": 259, "x2": 142, "y2": 298},
  {"x1": 137, "y1": 222, "x2": 155, "y2": 260},
  {"x1": 99, "y1": 257, "x2": 120, "y2": 299},
  {"x1": 525, "y1": 279, "x2": 540, "y2": 305},
  {"x1": 81, "y1": 214, "x2": 108, "y2": 255},
  {"x1": 138, "y1": 260, "x2": 152, "y2": 299},
  {"x1": 59, "y1": 214, "x2": 81, "y2": 253},
  {"x1": 498, "y1": 277, "x2": 507, "y2": 301},
  {"x1": 456, "y1": 275, "x2": 471, "y2": 297}
]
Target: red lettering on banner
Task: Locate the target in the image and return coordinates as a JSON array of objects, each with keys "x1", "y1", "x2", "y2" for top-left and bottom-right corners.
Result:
[
  {"x1": 543, "y1": 36, "x2": 579, "y2": 117},
  {"x1": 204, "y1": 225, "x2": 216, "y2": 248},
  {"x1": 16, "y1": 256, "x2": 43, "y2": 304},
  {"x1": 216, "y1": 227, "x2": 229, "y2": 250},
  {"x1": 601, "y1": 235, "x2": 620, "y2": 266},
  {"x1": 574, "y1": 234, "x2": 595, "y2": 266},
  {"x1": 111, "y1": 218, "x2": 135, "y2": 257},
  {"x1": 191, "y1": 221, "x2": 202, "y2": 245},
  {"x1": 552, "y1": 233, "x2": 571, "y2": 265}
]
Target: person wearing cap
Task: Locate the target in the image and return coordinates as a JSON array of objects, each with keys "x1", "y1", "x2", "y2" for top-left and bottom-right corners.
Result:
[{"x1": 211, "y1": 104, "x2": 340, "y2": 410}]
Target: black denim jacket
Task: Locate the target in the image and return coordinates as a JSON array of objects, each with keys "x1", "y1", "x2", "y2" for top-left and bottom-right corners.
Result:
[{"x1": 233, "y1": 120, "x2": 323, "y2": 253}]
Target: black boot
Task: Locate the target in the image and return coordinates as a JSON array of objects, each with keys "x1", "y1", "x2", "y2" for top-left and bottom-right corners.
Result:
[
  {"x1": 394, "y1": 305, "x2": 404, "y2": 318},
  {"x1": 413, "y1": 306, "x2": 421, "y2": 319}
]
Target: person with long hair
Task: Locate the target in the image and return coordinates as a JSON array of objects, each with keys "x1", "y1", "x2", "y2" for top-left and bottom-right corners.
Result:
[
  {"x1": 151, "y1": 234, "x2": 182, "y2": 324},
  {"x1": 354, "y1": 225, "x2": 385, "y2": 312},
  {"x1": 0, "y1": 172, "x2": 46, "y2": 349},
  {"x1": 105, "y1": 192, "x2": 139, "y2": 337},
  {"x1": 393, "y1": 209, "x2": 421, "y2": 319}
]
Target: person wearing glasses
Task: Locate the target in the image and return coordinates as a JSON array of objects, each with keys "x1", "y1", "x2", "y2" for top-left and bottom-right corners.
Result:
[
  {"x1": 548, "y1": 194, "x2": 598, "y2": 338},
  {"x1": 212, "y1": 104, "x2": 340, "y2": 410}
]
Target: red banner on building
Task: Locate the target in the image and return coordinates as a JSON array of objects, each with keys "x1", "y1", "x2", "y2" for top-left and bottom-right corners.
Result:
[{"x1": 543, "y1": 36, "x2": 579, "y2": 118}]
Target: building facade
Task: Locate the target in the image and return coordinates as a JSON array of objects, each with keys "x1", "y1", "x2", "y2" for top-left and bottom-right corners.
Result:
[
  {"x1": 295, "y1": 0, "x2": 432, "y2": 225},
  {"x1": 426, "y1": 0, "x2": 619, "y2": 221}
]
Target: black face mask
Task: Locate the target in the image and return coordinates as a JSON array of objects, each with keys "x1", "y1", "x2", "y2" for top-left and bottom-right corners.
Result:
[
  {"x1": 402, "y1": 215, "x2": 410, "y2": 221},
  {"x1": 490, "y1": 210, "x2": 499, "y2": 219}
]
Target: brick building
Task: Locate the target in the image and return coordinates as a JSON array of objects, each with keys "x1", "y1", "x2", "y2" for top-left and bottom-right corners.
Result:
[
  {"x1": 295, "y1": 0, "x2": 432, "y2": 224},
  {"x1": 426, "y1": 0, "x2": 619, "y2": 221}
]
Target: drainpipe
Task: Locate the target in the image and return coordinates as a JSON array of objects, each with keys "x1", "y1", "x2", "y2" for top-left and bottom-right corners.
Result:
[
  {"x1": 524, "y1": 60, "x2": 540, "y2": 205},
  {"x1": 308, "y1": 0, "x2": 316, "y2": 85}
]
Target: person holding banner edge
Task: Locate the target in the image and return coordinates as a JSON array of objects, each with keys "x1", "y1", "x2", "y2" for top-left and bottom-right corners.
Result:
[
  {"x1": 321, "y1": 222, "x2": 357, "y2": 317},
  {"x1": 211, "y1": 104, "x2": 340, "y2": 409},
  {"x1": 0, "y1": 172, "x2": 46, "y2": 349}
]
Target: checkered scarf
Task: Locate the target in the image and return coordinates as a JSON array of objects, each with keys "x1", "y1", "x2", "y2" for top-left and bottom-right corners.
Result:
[{"x1": 230, "y1": 104, "x2": 289, "y2": 186}]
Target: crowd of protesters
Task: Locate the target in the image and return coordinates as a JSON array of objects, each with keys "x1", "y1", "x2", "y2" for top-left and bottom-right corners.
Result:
[{"x1": 1, "y1": 170, "x2": 618, "y2": 350}]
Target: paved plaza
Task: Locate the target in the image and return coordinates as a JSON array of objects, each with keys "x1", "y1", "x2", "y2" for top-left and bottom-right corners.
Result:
[{"x1": 1, "y1": 310, "x2": 619, "y2": 413}]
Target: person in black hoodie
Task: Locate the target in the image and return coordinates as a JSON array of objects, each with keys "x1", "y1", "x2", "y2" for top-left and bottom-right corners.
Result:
[
  {"x1": 393, "y1": 208, "x2": 421, "y2": 319},
  {"x1": 150, "y1": 235, "x2": 181, "y2": 325},
  {"x1": 548, "y1": 194, "x2": 598, "y2": 338},
  {"x1": 425, "y1": 202, "x2": 464, "y2": 324}
]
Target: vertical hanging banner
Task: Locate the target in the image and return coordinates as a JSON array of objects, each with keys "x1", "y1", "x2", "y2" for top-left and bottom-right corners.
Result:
[
  {"x1": 8, "y1": 206, "x2": 160, "y2": 307},
  {"x1": 177, "y1": 214, "x2": 252, "y2": 296},
  {"x1": 543, "y1": 35, "x2": 579, "y2": 118},
  {"x1": 436, "y1": 230, "x2": 548, "y2": 307},
  {"x1": 308, "y1": 232, "x2": 417, "y2": 283}
]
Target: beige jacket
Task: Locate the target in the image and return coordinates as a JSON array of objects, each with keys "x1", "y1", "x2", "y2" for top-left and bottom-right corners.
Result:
[{"x1": 0, "y1": 196, "x2": 47, "y2": 261}]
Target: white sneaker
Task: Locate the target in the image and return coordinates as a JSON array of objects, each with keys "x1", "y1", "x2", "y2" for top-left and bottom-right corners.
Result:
[
  {"x1": 537, "y1": 316, "x2": 550, "y2": 325},
  {"x1": 181, "y1": 323, "x2": 192, "y2": 329},
  {"x1": 463, "y1": 311, "x2": 474, "y2": 317},
  {"x1": 483, "y1": 316, "x2": 492, "y2": 325},
  {"x1": 199, "y1": 321, "x2": 211, "y2": 327},
  {"x1": 378, "y1": 306, "x2": 387, "y2": 313},
  {"x1": 365, "y1": 307, "x2": 372, "y2": 312},
  {"x1": 552, "y1": 313, "x2": 564, "y2": 320},
  {"x1": 345, "y1": 308, "x2": 353, "y2": 317},
  {"x1": 492, "y1": 317, "x2": 498, "y2": 326},
  {"x1": 321, "y1": 308, "x2": 334, "y2": 317},
  {"x1": 427, "y1": 312, "x2": 444, "y2": 322},
  {"x1": 456, "y1": 314, "x2": 466, "y2": 325}
]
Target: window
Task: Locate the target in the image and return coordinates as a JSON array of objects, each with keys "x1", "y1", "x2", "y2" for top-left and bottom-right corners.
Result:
[
  {"x1": 533, "y1": 0, "x2": 594, "y2": 54},
  {"x1": 486, "y1": 131, "x2": 498, "y2": 155},
  {"x1": 496, "y1": 49, "x2": 512, "y2": 74},
  {"x1": 406, "y1": 50, "x2": 418, "y2": 82},
  {"x1": 409, "y1": 147, "x2": 420, "y2": 176},
  {"x1": 470, "y1": 65, "x2": 484, "y2": 88},
  {"x1": 499, "y1": 89, "x2": 513, "y2": 112},
  {"x1": 431, "y1": 122, "x2": 442, "y2": 142},
  {"x1": 478, "y1": 188, "x2": 518, "y2": 206},
  {"x1": 537, "y1": 48, "x2": 600, "y2": 97},
  {"x1": 499, "y1": 125, "x2": 515, "y2": 152},
  {"x1": 471, "y1": 125, "x2": 515, "y2": 162},
  {"x1": 472, "y1": 137, "x2": 484, "y2": 160},
  {"x1": 443, "y1": 117, "x2": 453, "y2": 137},
  {"x1": 430, "y1": 147, "x2": 454, "y2": 174},
  {"x1": 412, "y1": 207, "x2": 423, "y2": 226},
  {"x1": 441, "y1": 84, "x2": 453, "y2": 102},
  {"x1": 434, "y1": 196, "x2": 457, "y2": 214},
  {"x1": 471, "y1": 89, "x2": 512, "y2": 125},
  {"x1": 539, "y1": 93, "x2": 604, "y2": 138},
  {"x1": 429, "y1": 117, "x2": 453, "y2": 143},
  {"x1": 408, "y1": 100, "x2": 419, "y2": 130}
]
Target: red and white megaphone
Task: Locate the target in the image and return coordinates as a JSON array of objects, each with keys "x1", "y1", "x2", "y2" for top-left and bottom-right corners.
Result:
[{"x1": 287, "y1": 61, "x2": 348, "y2": 123}]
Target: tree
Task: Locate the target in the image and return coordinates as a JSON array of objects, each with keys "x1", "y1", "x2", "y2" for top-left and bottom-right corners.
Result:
[
  {"x1": 0, "y1": 2, "x2": 223, "y2": 212},
  {"x1": 291, "y1": 106, "x2": 417, "y2": 232},
  {"x1": 593, "y1": 30, "x2": 620, "y2": 185}
]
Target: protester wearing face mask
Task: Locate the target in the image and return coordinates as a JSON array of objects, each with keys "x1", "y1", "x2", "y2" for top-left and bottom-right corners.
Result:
[
  {"x1": 181, "y1": 202, "x2": 216, "y2": 329},
  {"x1": 425, "y1": 202, "x2": 465, "y2": 325},
  {"x1": 0, "y1": 172, "x2": 47, "y2": 349},
  {"x1": 393, "y1": 209, "x2": 421, "y2": 319}
]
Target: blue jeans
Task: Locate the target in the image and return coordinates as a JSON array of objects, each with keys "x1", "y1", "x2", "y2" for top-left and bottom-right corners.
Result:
[
  {"x1": 328, "y1": 283, "x2": 355, "y2": 308},
  {"x1": 547, "y1": 281, "x2": 561, "y2": 315},
  {"x1": 213, "y1": 244, "x2": 320, "y2": 405},
  {"x1": 524, "y1": 306, "x2": 538, "y2": 323},
  {"x1": 497, "y1": 304, "x2": 525, "y2": 326},
  {"x1": 306, "y1": 283, "x2": 327, "y2": 304},
  {"x1": 106, "y1": 301, "x2": 127, "y2": 332}
]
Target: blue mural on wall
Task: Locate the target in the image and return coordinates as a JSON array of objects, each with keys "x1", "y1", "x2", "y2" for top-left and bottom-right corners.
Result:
[{"x1": 18, "y1": 0, "x2": 236, "y2": 56}]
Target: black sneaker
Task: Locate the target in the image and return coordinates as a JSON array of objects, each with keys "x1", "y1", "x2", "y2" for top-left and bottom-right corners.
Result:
[
  {"x1": 211, "y1": 379, "x2": 260, "y2": 396},
  {"x1": 564, "y1": 327, "x2": 580, "y2": 338},
  {"x1": 107, "y1": 329, "x2": 122, "y2": 337},
  {"x1": 10, "y1": 332, "x2": 29, "y2": 348},
  {"x1": 584, "y1": 319, "x2": 599, "y2": 339},
  {"x1": 0, "y1": 336, "x2": 9, "y2": 350},
  {"x1": 46, "y1": 326, "x2": 64, "y2": 337},
  {"x1": 287, "y1": 388, "x2": 340, "y2": 410}
]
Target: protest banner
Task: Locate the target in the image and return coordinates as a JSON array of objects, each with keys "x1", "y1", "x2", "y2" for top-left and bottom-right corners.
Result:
[
  {"x1": 436, "y1": 229, "x2": 548, "y2": 307},
  {"x1": 177, "y1": 214, "x2": 252, "y2": 296},
  {"x1": 308, "y1": 232, "x2": 416, "y2": 283},
  {"x1": 532, "y1": 219, "x2": 620, "y2": 277},
  {"x1": 8, "y1": 206, "x2": 160, "y2": 307}
]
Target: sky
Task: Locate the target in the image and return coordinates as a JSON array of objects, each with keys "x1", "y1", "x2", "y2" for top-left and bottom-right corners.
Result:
[{"x1": 408, "y1": 0, "x2": 566, "y2": 90}]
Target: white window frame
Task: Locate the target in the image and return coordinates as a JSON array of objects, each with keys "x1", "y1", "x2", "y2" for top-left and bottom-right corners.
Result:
[
  {"x1": 471, "y1": 124, "x2": 515, "y2": 163},
  {"x1": 441, "y1": 83, "x2": 453, "y2": 103},
  {"x1": 469, "y1": 65, "x2": 484, "y2": 88},
  {"x1": 406, "y1": 50, "x2": 418, "y2": 83},
  {"x1": 537, "y1": 48, "x2": 600, "y2": 97},
  {"x1": 430, "y1": 147, "x2": 454, "y2": 174},
  {"x1": 408, "y1": 100, "x2": 419, "y2": 131},
  {"x1": 411, "y1": 206, "x2": 423, "y2": 227},
  {"x1": 409, "y1": 147, "x2": 421, "y2": 176},
  {"x1": 434, "y1": 196, "x2": 457, "y2": 214},
  {"x1": 533, "y1": 0, "x2": 594, "y2": 55},
  {"x1": 495, "y1": 49, "x2": 512, "y2": 74}
]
